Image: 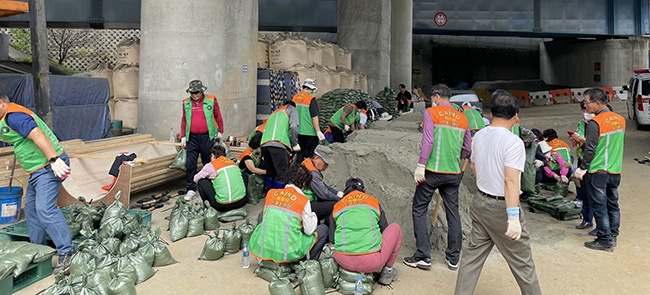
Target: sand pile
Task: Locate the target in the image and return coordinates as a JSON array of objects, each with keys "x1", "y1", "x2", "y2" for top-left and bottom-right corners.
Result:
[{"x1": 322, "y1": 121, "x2": 478, "y2": 254}]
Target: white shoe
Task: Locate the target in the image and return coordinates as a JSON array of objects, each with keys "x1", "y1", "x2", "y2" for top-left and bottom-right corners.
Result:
[{"x1": 184, "y1": 190, "x2": 196, "y2": 201}]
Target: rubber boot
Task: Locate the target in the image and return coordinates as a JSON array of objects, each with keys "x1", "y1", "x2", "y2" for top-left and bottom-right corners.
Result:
[{"x1": 101, "y1": 177, "x2": 117, "y2": 191}]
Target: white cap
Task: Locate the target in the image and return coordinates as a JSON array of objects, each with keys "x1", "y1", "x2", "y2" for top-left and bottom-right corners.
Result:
[
  {"x1": 303, "y1": 78, "x2": 317, "y2": 90},
  {"x1": 538, "y1": 141, "x2": 552, "y2": 154}
]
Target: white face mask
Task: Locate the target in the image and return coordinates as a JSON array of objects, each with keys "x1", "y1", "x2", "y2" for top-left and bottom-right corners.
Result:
[{"x1": 584, "y1": 113, "x2": 596, "y2": 121}]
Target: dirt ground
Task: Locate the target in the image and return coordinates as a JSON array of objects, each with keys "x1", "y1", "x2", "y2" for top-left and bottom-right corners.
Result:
[{"x1": 18, "y1": 101, "x2": 650, "y2": 294}]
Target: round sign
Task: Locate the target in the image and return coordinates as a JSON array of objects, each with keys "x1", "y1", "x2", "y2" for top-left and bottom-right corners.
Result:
[{"x1": 434, "y1": 12, "x2": 447, "y2": 27}]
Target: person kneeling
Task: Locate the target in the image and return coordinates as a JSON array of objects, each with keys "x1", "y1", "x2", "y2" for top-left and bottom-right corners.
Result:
[
  {"x1": 249, "y1": 165, "x2": 328, "y2": 262},
  {"x1": 193, "y1": 145, "x2": 247, "y2": 212},
  {"x1": 329, "y1": 177, "x2": 401, "y2": 286}
]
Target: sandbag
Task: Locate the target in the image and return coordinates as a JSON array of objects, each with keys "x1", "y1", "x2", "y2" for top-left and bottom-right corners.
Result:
[
  {"x1": 298, "y1": 260, "x2": 325, "y2": 295},
  {"x1": 269, "y1": 36, "x2": 308, "y2": 70},
  {"x1": 554, "y1": 181, "x2": 569, "y2": 197},
  {"x1": 116, "y1": 37, "x2": 140, "y2": 66},
  {"x1": 0, "y1": 260, "x2": 15, "y2": 281},
  {"x1": 109, "y1": 276, "x2": 137, "y2": 295},
  {"x1": 169, "y1": 212, "x2": 189, "y2": 242},
  {"x1": 94, "y1": 254, "x2": 118, "y2": 274},
  {"x1": 307, "y1": 41, "x2": 323, "y2": 66},
  {"x1": 258, "y1": 36, "x2": 270, "y2": 68},
  {"x1": 102, "y1": 237, "x2": 121, "y2": 255},
  {"x1": 199, "y1": 231, "x2": 225, "y2": 261},
  {"x1": 69, "y1": 251, "x2": 96, "y2": 277},
  {"x1": 117, "y1": 257, "x2": 138, "y2": 285},
  {"x1": 287, "y1": 63, "x2": 315, "y2": 86},
  {"x1": 122, "y1": 213, "x2": 141, "y2": 236},
  {"x1": 152, "y1": 240, "x2": 177, "y2": 267},
  {"x1": 67, "y1": 221, "x2": 82, "y2": 239},
  {"x1": 20, "y1": 242, "x2": 56, "y2": 263},
  {"x1": 223, "y1": 223, "x2": 242, "y2": 254},
  {"x1": 218, "y1": 207, "x2": 248, "y2": 223},
  {"x1": 86, "y1": 270, "x2": 112, "y2": 295},
  {"x1": 169, "y1": 149, "x2": 187, "y2": 170},
  {"x1": 114, "y1": 97, "x2": 139, "y2": 129},
  {"x1": 99, "y1": 194, "x2": 126, "y2": 239},
  {"x1": 187, "y1": 211, "x2": 206, "y2": 237},
  {"x1": 338, "y1": 268, "x2": 374, "y2": 283},
  {"x1": 319, "y1": 245, "x2": 339, "y2": 288},
  {"x1": 119, "y1": 236, "x2": 140, "y2": 256},
  {"x1": 247, "y1": 174, "x2": 265, "y2": 204},
  {"x1": 88, "y1": 62, "x2": 114, "y2": 98},
  {"x1": 521, "y1": 162, "x2": 536, "y2": 193},
  {"x1": 113, "y1": 64, "x2": 139, "y2": 99},
  {"x1": 238, "y1": 218, "x2": 255, "y2": 249},
  {"x1": 204, "y1": 201, "x2": 220, "y2": 230},
  {"x1": 268, "y1": 277, "x2": 297, "y2": 295},
  {"x1": 338, "y1": 69, "x2": 356, "y2": 89},
  {"x1": 256, "y1": 265, "x2": 281, "y2": 282},
  {"x1": 138, "y1": 243, "x2": 156, "y2": 267},
  {"x1": 319, "y1": 42, "x2": 336, "y2": 70},
  {"x1": 127, "y1": 253, "x2": 155, "y2": 284}
]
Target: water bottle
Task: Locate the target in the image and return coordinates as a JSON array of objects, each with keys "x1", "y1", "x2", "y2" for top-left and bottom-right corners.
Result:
[
  {"x1": 354, "y1": 274, "x2": 363, "y2": 295},
  {"x1": 169, "y1": 128, "x2": 175, "y2": 142},
  {"x1": 241, "y1": 242, "x2": 250, "y2": 269}
]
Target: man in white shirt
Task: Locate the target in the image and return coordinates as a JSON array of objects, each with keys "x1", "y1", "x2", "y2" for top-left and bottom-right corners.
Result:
[{"x1": 454, "y1": 90, "x2": 542, "y2": 295}]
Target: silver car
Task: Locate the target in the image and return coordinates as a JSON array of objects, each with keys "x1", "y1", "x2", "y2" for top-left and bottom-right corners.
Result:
[{"x1": 450, "y1": 90, "x2": 483, "y2": 114}]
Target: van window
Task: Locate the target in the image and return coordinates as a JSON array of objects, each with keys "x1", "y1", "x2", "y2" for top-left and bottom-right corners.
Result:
[{"x1": 642, "y1": 80, "x2": 650, "y2": 95}]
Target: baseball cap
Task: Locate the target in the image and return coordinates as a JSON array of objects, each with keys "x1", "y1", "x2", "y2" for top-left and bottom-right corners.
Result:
[
  {"x1": 314, "y1": 145, "x2": 335, "y2": 164},
  {"x1": 303, "y1": 78, "x2": 318, "y2": 91}
]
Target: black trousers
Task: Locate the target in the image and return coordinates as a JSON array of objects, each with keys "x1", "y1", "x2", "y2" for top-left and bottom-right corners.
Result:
[
  {"x1": 296, "y1": 135, "x2": 319, "y2": 164},
  {"x1": 197, "y1": 179, "x2": 247, "y2": 212},
  {"x1": 329, "y1": 125, "x2": 345, "y2": 143},
  {"x1": 310, "y1": 201, "x2": 336, "y2": 222},
  {"x1": 185, "y1": 133, "x2": 213, "y2": 191},
  {"x1": 261, "y1": 146, "x2": 290, "y2": 183},
  {"x1": 309, "y1": 224, "x2": 329, "y2": 260}
]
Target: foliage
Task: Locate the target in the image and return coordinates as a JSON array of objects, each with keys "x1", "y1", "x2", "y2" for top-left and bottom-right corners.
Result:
[
  {"x1": 48, "y1": 28, "x2": 97, "y2": 65},
  {"x1": 9, "y1": 28, "x2": 31, "y2": 54}
]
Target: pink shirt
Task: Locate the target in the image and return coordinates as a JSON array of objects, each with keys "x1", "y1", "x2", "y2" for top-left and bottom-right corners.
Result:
[{"x1": 180, "y1": 96, "x2": 225, "y2": 138}]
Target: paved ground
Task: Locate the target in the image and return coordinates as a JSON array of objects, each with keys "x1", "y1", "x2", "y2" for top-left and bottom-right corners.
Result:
[{"x1": 18, "y1": 101, "x2": 650, "y2": 294}]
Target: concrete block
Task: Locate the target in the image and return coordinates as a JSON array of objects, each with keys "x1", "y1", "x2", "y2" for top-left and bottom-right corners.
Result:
[
  {"x1": 530, "y1": 91, "x2": 551, "y2": 106},
  {"x1": 613, "y1": 86, "x2": 628, "y2": 101},
  {"x1": 571, "y1": 87, "x2": 589, "y2": 102}
]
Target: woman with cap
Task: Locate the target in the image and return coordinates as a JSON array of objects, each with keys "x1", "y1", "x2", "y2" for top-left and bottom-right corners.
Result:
[
  {"x1": 328, "y1": 177, "x2": 402, "y2": 286},
  {"x1": 193, "y1": 145, "x2": 247, "y2": 212}
]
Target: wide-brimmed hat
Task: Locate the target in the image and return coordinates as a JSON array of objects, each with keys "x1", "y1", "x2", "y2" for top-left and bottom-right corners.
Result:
[
  {"x1": 538, "y1": 141, "x2": 552, "y2": 154},
  {"x1": 314, "y1": 145, "x2": 335, "y2": 164},
  {"x1": 186, "y1": 80, "x2": 207, "y2": 93},
  {"x1": 303, "y1": 78, "x2": 318, "y2": 91}
]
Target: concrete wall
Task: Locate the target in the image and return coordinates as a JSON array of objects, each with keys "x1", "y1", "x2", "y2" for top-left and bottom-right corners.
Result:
[
  {"x1": 138, "y1": 0, "x2": 258, "y2": 139},
  {"x1": 540, "y1": 38, "x2": 649, "y2": 87}
]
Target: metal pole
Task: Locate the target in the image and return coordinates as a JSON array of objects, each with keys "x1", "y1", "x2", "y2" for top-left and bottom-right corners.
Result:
[{"x1": 28, "y1": 0, "x2": 52, "y2": 126}]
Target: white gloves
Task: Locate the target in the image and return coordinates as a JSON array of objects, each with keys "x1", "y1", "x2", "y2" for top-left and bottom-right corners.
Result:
[
  {"x1": 344, "y1": 125, "x2": 350, "y2": 132},
  {"x1": 292, "y1": 144, "x2": 301, "y2": 152},
  {"x1": 533, "y1": 160, "x2": 544, "y2": 168},
  {"x1": 51, "y1": 158, "x2": 71, "y2": 180},
  {"x1": 574, "y1": 168, "x2": 587, "y2": 180},
  {"x1": 336, "y1": 191, "x2": 344, "y2": 199},
  {"x1": 553, "y1": 174, "x2": 560, "y2": 181},
  {"x1": 180, "y1": 137, "x2": 187, "y2": 149},
  {"x1": 505, "y1": 217, "x2": 522, "y2": 241},
  {"x1": 414, "y1": 165, "x2": 426, "y2": 184},
  {"x1": 317, "y1": 131, "x2": 326, "y2": 142},
  {"x1": 560, "y1": 175, "x2": 569, "y2": 184},
  {"x1": 217, "y1": 132, "x2": 223, "y2": 139}
]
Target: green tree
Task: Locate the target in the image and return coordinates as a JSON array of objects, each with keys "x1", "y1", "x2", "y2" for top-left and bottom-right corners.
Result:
[
  {"x1": 49, "y1": 28, "x2": 96, "y2": 65},
  {"x1": 9, "y1": 28, "x2": 31, "y2": 54}
]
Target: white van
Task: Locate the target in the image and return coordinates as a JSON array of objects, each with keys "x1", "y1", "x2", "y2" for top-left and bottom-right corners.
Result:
[{"x1": 625, "y1": 69, "x2": 650, "y2": 129}]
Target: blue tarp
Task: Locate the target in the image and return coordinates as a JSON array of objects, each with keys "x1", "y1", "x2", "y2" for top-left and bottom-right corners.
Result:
[{"x1": 0, "y1": 74, "x2": 110, "y2": 141}]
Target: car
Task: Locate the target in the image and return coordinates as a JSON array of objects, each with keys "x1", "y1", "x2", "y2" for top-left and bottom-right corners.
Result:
[
  {"x1": 450, "y1": 90, "x2": 483, "y2": 114},
  {"x1": 625, "y1": 69, "x2": 650, "y2": 129}
]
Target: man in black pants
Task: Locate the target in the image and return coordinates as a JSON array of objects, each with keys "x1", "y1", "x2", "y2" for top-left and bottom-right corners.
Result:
[
  {"x1": 396, "y1": 84, "x2": 412, "y2": 113},
  {"x1": 260, "y1": 101, "x2": 300, "y2": 184}
]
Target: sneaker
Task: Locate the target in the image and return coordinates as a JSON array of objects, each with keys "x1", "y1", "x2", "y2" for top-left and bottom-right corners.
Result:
[
  {"x1": 378, "y1": 266, "x2": 399, "y2": 285},
  {"x1": 612, "y1": 237, "x2": 617, "y2": 247},
  {"x1": 584, "y1": 239, "x2": 613, "y2": 252},
  {"x1": 53, "y1": 250, "x2": 76, "y2": 275},
  {"x1": 575, "y1": 221, "x2": 593, "y2": 230},
  {"x1": 588, "y1": 228, "x2": 598, "y2": 236},
  {"x1": 184, "y1": 190, "x2": 196, "y2": 201},
  {"x1": 445, "y1": 258, "x2": 459, "y2": 271},
  {"x1": 403, "y1": 256, "x2": 431, "y2": 270}
]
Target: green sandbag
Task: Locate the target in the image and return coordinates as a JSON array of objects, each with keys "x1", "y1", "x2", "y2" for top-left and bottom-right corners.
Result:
[
  {"x1": 98, "y1": 215, "x2": 124, "y2": 240},
  {"x1": 19, "y1": 242, "x2": 56, "y2": 263},
  {"x1": 255, "y1": 265, "x2": 280, "y2": 282},
  {"x1": 336, "y1": 279, "x2": 374, "y2": 295},
  {"x1": 138, "y1": 243, "x2": 156, "y2": 267},
  {"x1": 186, "y1": 212, "x2": 206, "y2": 237},
  {"x1": 554, "y1": 181, "x2": 569, "y2": 197},
  {"x1": 43, "y1": 283, "x2": 67, "y2": 295},
  {"x1": 3, "y1": 243, "x2": 37, "y2": 277},
  {"x1": 247, "y1": 173, "x2": 265, "y2": 204},
  {"x1": 238, "y1": 218, "x2": 255, "y2": 249},
  {"x1": 101, "y1": 191, "x2": 126, "y2": 222},
  {"x1": 268, "y1": 277, "x2": 297, "y2": 295},
  {"x1": 204, "y1": 201, "x2": 220, "y2": 230},
  {"x1": 127, "y1": 253, "x2": 156, "y2": 284},
  {"x1": 169, "y1": 148, "x2": 187, "y2": 170},
  {"x1": 68, "y1": 221, "x2": 82, "y2": 238},
  {"x1": 95, "y1": 254, "x2": 118, "y2": 274},
  {"x1": 109, "y1": 276, "x2": 137, "y2": 295},
  {"x1": 85, "y1": 270, "x2": 112, "y2": 295},
  {"x1": 119, "y1": 236, "x2": 140, "y2": 256},
  {"x1": 0, "y1": 260, "x2": 15, "y2": 281},
  {"x1": 169, "y1": 212, "x2": 189, "y2": 242},
  {"x1": 223, "y1": 223, "x2": 242, "y2": 254},
  {"x1": 69, "y1": 251, "x2": 96, "y2": 277},
  {"x1": 102, "y1": 237, "x2": 121, "y2": 255},
  {"x1": 337, "y1": 268, "x2": 374, "y2": 283},
  {"x1": 521, "y1": 162, "x2": 536, "y2": 193},
  {"x1": 152, "y1": 241, "x2": 178, "y2": 267},
  {"x1": 199, "y1": 231, "x2": 225, "y2": 261},
  {"x1": 117, "y1": 257, "x2": 138, "y2": 285},
  {"x1": 122, "y1": 213, "x2": 141, "y2": 235},
  {"x1": 218, "y1": 207, "x2": 248, "y2": 223},
  {"x1": 319, "y1": 246, "x2": 338, "y2": 289},
  {"x1": 298, "y1": 260, "x2": 325, "y2": 295}
]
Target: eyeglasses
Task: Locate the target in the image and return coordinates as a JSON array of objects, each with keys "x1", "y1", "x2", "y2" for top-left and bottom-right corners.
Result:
[
  {"x1": 190, "y1": 91, "x2": 200, "y2": 95},
  {"x1": 583, "y1": 100, "x2": 595, "y2": 104}
]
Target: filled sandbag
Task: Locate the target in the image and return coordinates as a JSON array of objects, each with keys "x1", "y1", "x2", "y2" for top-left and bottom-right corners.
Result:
[
  {"x1": 258, "y1": 35, "x2": 270, "y2": 68},
  {"x1": 116, "y1": 37, "x2": 140, "y2": 66},
  {"x1": 269, "y1": 36, "x2": 308, "y2": 70},
  {"x1": 268, "y1": 278, "x2": 297, "y2": 295},
  {"x1": 238, "y1": 218, "x2": 255, "y2": 249},
  {"x1": 319, "y1": 245, "x2": 339, "y2": 288},
  {"x1": 338, "y1": 69, "x2": 356, "y2": 89},
  {"x1": 223, "y1": 223, "x2": 242, "y2": 255},
  {"x1": 334, "y1": 45, "x2": 345, "y2": 70},
  {"x1": 313, "y1": 64, "x2": 333, "y2": 99},
  {"x1": 298, "y1": 260, "x2": 325, "y2": 295},
  {"x1": 113, "y1": 64, "x2": 139, "y2": 99},
  {"x1": 319, "y1": 41, "x2": 336, "y2": 70},
  {"x1": 307, "y1": 41, "x2": 323, "y2": 66},
  {"x1": 169, "y1": 212, "x2": 189, "y2": 242},
  {"x1": 287, "y1": 63, "x2": 315, "y2": 86},
  {"x1": 88, "y1": 63, "x2": 114, "y2": 98},
  {"x1": 329, "y1": 68, "x2": 341, "y2": 90},
  {"x1": 199, "y1": 231, "x2": 225, "y2": 261},
  {"x1": 114, "y1": 98, "x2": 139, "y2": 129},
  {"x1": 203, "y1": 201, "x2": 220, "y2": 231}
]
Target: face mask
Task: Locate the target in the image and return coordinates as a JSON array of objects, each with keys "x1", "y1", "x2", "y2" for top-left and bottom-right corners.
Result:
[{"x1": 584, "y1": 113, "x2": 595, "y2": 121}]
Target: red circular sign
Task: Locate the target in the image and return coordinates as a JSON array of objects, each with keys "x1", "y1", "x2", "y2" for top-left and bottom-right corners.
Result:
[{"x1": 434, "y1": 12, "x2": 447, "y2": 27}]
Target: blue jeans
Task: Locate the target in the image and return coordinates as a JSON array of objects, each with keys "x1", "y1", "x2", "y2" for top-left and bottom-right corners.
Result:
[
  {"x1": 23, "y1": 153, "x2": 73, "y2": 255},
  {"x1": 585, "y1": 172, "x2": 621, "y2": 244}
]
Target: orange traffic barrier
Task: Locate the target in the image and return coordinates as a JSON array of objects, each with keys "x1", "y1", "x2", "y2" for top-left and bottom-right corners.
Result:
[
  {"x1": 601, "y1": 86, "x2": 615, "y2": 101},
  {"x1": 549, "y1": 89, "x2": 574, "y2": 104},
  {"x1": 508, "y1": 90, "x2": 532, "y2": 108}
]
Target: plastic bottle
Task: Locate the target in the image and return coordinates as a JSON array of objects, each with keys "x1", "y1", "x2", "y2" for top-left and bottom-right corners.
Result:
[
  {"x1": 169, "y1": 128, "x2": 175, "y2": 142},
  {"x1": 241, "y1": 242, "x2": 250, "y2": 269},
  {"x1": 354, "y1": 274, "x2": 363, "y2": 295}
]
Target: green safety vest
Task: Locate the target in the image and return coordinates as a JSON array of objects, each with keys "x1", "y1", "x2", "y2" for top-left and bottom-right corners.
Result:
[
  {"x1": 547, "y1": 138, "x2": 572, "y2": 171},
  {"x1": 293, "y1": 90, "x2": 317, "y2": 136},
  {"x1": 183, "y1": 94, "x2": 219, "y2": 141},
  {"x1": 209, "y1": 157, "x2": 246, "y2": 204},
  {"x1": 425, "y1": 106, "x2": 468, "y2": 174},
  {"x1": 589, "y1": 111, "x2": 625, "y2": 173},
  {"x1": 330, "y1": 104, "x2": 359, "y2": 129},
  {"x1": 576, "y1": 120, "x2": 586, "y2": 159},
  {"x1": 463, "y1": 109, "x2": 485, "y2": 130},
  {"x1": 249, "y1": 187, "x2": 317, "y2": 263},
  {"x1": 0, "y1": 103, "x2": 63, "y2": 173},
  {"x1": 261, "y1": 106, "x2": 291, "y2": 148},
  {"x1": 332, "y1": 190, "x2": 382, "y2": 255}
]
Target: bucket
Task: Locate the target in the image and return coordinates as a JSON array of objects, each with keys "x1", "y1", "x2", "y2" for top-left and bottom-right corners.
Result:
[
  {"x1": 111, "y1": 120, "x2": 123, "y2": 136},
  {"x1": 0, "y1": 186, "x2": 23, "y2": 224}
]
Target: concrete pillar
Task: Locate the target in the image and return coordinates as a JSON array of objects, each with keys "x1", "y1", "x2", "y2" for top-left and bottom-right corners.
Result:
[
  {"x1": 390, "y1": 0, "x2": 412, "y2": 91},
  {"x1": 338, "y1": 0, "x2": 391, "y2": 96},
  {"x1": 139, "y1": 0, "x2": 258, "y2": 139}
]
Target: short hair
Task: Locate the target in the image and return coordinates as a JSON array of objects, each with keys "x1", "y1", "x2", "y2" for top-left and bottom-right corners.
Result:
[
  {"x1": 490, "y1": 90, "x2": 519, "y2": 119},
  {"x1": 286, "y1": 164, "x2": 312, "y2": 191},
  {"x1": 584, "y1": 87, "x2": 609, "y2": 104},
  {"x1": 210, "y1": 145, "x2": 227, "y2": 158},
  {"x1": 248, "y1": 132, "x2": 262, "y2": 149},
  {"x1": 430, "y1": 84, "x2": 451, "y2": 99},
  {"x1": 0, "y1": 92, "x2": 8, "y2": 103},
  {"x1": 399, "y1": 84, "x2": 406, "y2": 89},
  {"x1": 354, "y1": 100, "x2": 367, "y2": 110},
  {"x1": 542, "y1": 129, "x2": 558, "y2": 141},
  {"x1": 284, "y1": 100, "x2": 296, "y2": 107}
]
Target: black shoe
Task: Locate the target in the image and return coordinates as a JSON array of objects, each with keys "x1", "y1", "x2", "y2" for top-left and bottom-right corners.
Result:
[
  {"x1": 584, "y1": 240, "x2": 613, "y2": 252},
  {"x1": 445, "y1": 258, "x2": 458, "y2": 271},
  {"x1": 588, "y1": 228, "x2": 598, "y2": 236},
  {"x1": 576, "y1": 221, "x2": 593, "y2": 230},
  {"x1": 403, "y1": 256, "x2": 431, "y2": 270},
  {"x1": 53, "y1": 250, "x2": 76, "y2": 275}
]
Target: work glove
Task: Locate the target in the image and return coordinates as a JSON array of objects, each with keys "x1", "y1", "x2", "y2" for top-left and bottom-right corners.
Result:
[
  {"x1": 344, "y1": 125, "x2": 350, "y2": 132},
  {"x1": 574, "y1": 168, "x2": 587, "y2": 180},
  {"x1": 217, "y1": 132, "x2": 223, "y2": 139},
  {"x1": 180, "y1": 137, "x2": 187, "y2": 149},
  {"x1": 533, "y1": 160, "x2": 544, "y2": 168},
  {"x1": 317, "y1": 131, "x2": 326, "y2": 142},
  {"x1": 51, "y1": 158, "x2": 71, "y2": 180},
  {"x1": 553, "y1": 174, "x2": 560, "y2": 181},
  {"x1": 336, "y1": 191, "x2": 344, "y2": 199},
  {"x1": 414, "y1": 165, "x2": 426, "y2": 184},
  {"x1": 292, "y1": 144, "x2": 301, "y2": 152},
  {"x1": 560, "y1": 175, "x2": 569, "y2": 184},
  {"x1": 505, "y1": 217, "x2": 522, "y2": 241}
]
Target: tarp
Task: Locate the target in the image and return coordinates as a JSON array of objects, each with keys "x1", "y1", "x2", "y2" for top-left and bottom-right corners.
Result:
[{"x1": 0, "y1": 74, "x2": 110, "y2": 141}]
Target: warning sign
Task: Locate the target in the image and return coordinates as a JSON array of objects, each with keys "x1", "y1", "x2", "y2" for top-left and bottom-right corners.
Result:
[{"x1": 434, "y1": 12, "x2": 447, "y2": 27}]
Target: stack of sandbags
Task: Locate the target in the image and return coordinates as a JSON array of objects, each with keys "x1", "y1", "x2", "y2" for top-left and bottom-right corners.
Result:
[
  {"x1": 88, "y1": 63, "x2": 115, "y2": 120},
  {"x1": 287, "y1": 63, "x2": 316, "y2": 86},
  {"x1": 354, "y1": 72, "x2": 368, "y2": 93},
  {"x1": 113, "y1": 37, "x2": 141, "y2": 130},
  {"x1": 336, "y1": 47, "x2": 352, "y2": 70},
  {"x1": 375, "y1": 87, "x2": 398, "y2": 118},
  {"x1": 338, "y1": 69, "x2": 356, "y2": 89},
  {"x1": 258, "y1": 34, "x2": 270, "y2": 69},
  {"x1": 313, "y1": 64, "x2": 333, "y2": 99},
  {"x1": 317, "y1": 89, "x2": 377, "y2": 131},
  {"x1": 307, "y1": 40, "x2": 323, "y2": 66},
  {"x1": 319, "y1": 41, "x2": 336, "y2": 70},
  {"x1": 116, "y1": 37, "x2": 140, "y2": 67},
  {"x1": 269, "y1": 34, "x2": 308, "y2": 70}
]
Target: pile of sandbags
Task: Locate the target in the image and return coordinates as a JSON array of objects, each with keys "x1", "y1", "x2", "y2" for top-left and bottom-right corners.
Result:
[
  {"x1": 269, "y1": 34, "x2": 308, "y2": 71},
  {"x1": 354, "y1": 72, "x2": 368, "y2": 94},
  {"x1": 335, "y1": 268, "x2": 374, "y2": 295},
  {"x1": 287, "y1": 63, "x2": 315, "y2": 86},
  {"x1": 113, "y1": 37, "x2": 141, "y2": 130},
  {"x1": 167, "y1": 198, "x2": 248, "y2": 243},
  {"x1": 88, "y1": 63, "x2": 115, "y2": 120},
  {"x1": 375, "y1": 87, "x2": 398, "y2": 118},
  {"x1": 0, "y1": 240, "x2": 56, "y2": 282},
  {"x1": 317, "y1": 89, "x2": 377, "y2": 131}
]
